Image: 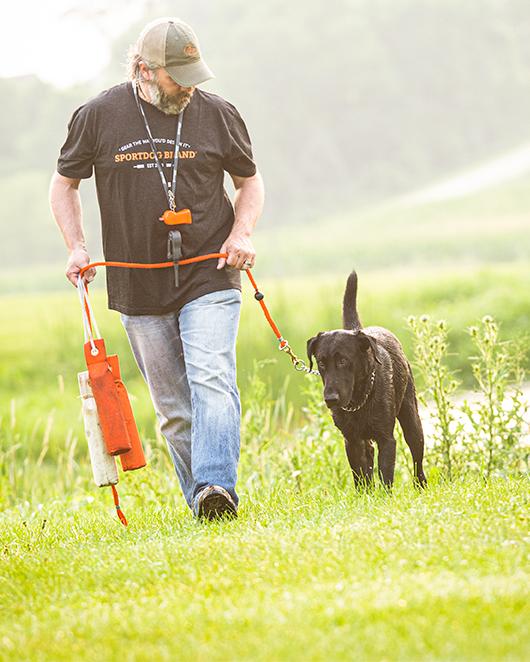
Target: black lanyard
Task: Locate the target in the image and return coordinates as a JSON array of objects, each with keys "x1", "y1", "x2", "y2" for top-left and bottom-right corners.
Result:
[{"x1": 132, "y1": 80, "x2": 183, "y2": 212}]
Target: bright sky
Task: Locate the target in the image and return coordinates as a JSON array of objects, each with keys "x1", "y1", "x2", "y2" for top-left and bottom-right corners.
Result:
[{"x1": 0, "y1": 0, "x2": 146, "y2": 87}]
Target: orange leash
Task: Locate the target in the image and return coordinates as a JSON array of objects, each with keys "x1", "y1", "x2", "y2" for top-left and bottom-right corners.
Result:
[
  {"x1": 80, "y1": 252, "x2": 225, "y2": 272},
  {"x1": 244, "y1": 269, "x2": 286, "y2": 346},
  {"x1": 79, "y1": 252, "x2": 290, "y2": 347},
  {"x1": 79, "y1": 251, "x2": 318, "y2": 373},
  {"x1": 111, "y1": 484, "x2": 128, "y2": 527}
]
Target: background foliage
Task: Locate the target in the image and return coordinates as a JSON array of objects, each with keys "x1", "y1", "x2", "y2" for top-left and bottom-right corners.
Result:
[{"x1": 3, "y1": 0, "x2": 530, "y2": 269}]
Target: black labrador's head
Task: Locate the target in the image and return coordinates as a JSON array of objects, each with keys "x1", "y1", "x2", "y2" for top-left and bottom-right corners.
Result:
[{"x1": 306, "y1": 330, "x2": 381, "y2": 409}]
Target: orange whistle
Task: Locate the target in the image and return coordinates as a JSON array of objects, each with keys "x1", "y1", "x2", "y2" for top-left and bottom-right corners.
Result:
[{"x1": 159, "y1": 208, "x2": 192, "y2": 225}]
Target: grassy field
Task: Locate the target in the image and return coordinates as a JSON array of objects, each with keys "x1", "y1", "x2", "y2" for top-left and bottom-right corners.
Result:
[
  {"x1": 1, "y1": 175, "x2": 529, "y2": 660},
  {"x1": 0, "y1": 262, "x2": 528, "y2": 660},
  {"x1": 1, "y1": 476, "x2": 528, "y2": 661}
]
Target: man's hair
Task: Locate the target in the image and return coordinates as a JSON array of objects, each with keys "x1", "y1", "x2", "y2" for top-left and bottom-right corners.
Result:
[{"x1": 126, "y1": 44, "x2": 159, "y2": 81}]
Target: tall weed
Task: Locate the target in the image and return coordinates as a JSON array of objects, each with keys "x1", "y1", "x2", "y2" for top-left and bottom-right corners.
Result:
[
  {"x1": 407, "y1": 315, "x2": 463, "y2": 478},
  {"x1": 408, "y1": 314, "x2": 528, "y2": 479},
  {"x1": 462, "y1": 316, "x2": 529, "y2": 477}
]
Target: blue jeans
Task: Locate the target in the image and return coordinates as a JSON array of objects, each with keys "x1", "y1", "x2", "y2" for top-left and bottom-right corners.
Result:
[{"x1": 120, "y1": 288, "x2": 242, "y2": 510}]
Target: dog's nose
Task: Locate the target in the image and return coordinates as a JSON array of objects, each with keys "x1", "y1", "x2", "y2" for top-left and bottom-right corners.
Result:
[{"x1": 324, "y1": 394, "x2": 340, "y2": 408}]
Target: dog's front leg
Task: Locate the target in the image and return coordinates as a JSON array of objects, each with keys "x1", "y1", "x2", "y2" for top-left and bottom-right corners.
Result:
[
  {"x1": 375, "y1": 436, "x2": 396, "y2": 488},
  {"x1": 344, "y1": 438, "x2": 372, "y2": 489}
]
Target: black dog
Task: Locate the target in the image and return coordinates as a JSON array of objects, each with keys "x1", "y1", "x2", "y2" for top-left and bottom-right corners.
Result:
[{"x1": 307, "y1": 270, "x2": 427, "y2": 488}]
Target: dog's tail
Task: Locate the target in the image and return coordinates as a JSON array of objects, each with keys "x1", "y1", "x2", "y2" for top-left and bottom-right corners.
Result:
[{"x1": 342, "y1": 270, "x2": 362, "y2": 331}]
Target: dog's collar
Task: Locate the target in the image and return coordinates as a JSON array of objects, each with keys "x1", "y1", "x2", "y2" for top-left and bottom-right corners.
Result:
[{"x1": 341, "y1": 368, "x2": 376, "y2": 413}]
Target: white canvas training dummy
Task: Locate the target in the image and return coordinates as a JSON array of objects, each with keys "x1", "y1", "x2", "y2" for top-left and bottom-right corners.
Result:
[{"x1": 78, "y1": 371, "x2": 119, "y2": 487}]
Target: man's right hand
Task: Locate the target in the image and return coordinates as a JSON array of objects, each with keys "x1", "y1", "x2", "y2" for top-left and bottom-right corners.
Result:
[{"x1": 66, "y1": 247, "x2": 95, "y2": 287}]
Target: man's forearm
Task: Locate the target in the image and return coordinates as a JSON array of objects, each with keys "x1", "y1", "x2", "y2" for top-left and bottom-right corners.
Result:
[
  {"x1": 217, "y1": 171, "x2": 264, "y2": 271},
  {"x1": 49, "y1": 172, "x2": 95, "y2": 285},
  {"x1": 49, "y1": 171, "x2": 86, "y2": 251},
  {"x1": 231, "y1": 171, "x2": 264, "y2": 237}
]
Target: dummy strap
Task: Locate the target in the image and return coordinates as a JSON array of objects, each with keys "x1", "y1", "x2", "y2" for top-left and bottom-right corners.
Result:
[
  {"x1": 132, "y1": 80, "x2": 183, "y2": 212},
  {"x1": 77, "y1": 275, "x2": 101, "y2": 355}
]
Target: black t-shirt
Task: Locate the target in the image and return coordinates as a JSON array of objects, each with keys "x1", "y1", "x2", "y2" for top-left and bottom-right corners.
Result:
[{"x1": 57, "y1": 82, "x2": 257, "y2": 315}]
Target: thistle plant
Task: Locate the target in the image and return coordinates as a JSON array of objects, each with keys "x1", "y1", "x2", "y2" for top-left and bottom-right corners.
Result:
[
  {"x1": 462, "y1": 316, "x2": 528, "y2": 478},
  {"x1": 408, "y1": 313, "x2": 529, "y2": 480},
  {"x1": 407, "y1": 315, "x2": 462, "y2": 479}
]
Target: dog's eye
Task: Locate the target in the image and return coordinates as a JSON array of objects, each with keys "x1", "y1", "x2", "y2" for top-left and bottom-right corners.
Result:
[
  {"x1": 337, "y1": 358, "x2": 348, "y2": 368},
  {"x1": 317, "y1": 360, "x2": 326, "y2": 370}
]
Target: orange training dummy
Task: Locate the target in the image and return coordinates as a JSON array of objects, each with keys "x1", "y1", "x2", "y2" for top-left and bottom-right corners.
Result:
[{"x1": 78, "y1": 276, "x2": 146, "y2": 478}]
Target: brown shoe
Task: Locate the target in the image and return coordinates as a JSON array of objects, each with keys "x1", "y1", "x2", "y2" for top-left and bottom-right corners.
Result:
[{"x1": 194, "y1": 485, "x2": 238, "y2": 520}]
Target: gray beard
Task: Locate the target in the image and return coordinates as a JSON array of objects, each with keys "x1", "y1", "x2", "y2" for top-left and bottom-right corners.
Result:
[{"x1": 141, "y1": 76, "x2": 193, "y2": 115}]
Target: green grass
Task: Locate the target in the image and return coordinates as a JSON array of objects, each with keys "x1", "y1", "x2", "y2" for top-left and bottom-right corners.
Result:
[
  {"x1": 1, "y1": 477, "x2": 528, "y2": 661},
  {"x1": 1, "y1": 254, "x2": 528, "y2": 660}
]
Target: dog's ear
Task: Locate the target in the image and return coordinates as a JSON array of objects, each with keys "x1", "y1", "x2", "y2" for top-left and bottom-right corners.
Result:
[
  {"x1": 306, "y1": 333, "x2": 321, "y2": 370},
  {"x1": 358, "y1": 332, "x2": 382, "y2": 365}
]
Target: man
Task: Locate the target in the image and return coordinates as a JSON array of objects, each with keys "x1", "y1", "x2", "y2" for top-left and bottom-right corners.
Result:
[{"x1": 50, "y1": 17, "x2": 264, "y2": 520}]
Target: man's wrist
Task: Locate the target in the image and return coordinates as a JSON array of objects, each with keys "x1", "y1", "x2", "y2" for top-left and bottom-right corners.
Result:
[{"x1": 231, "y1": 220, "x2": 253, "y2": 239}]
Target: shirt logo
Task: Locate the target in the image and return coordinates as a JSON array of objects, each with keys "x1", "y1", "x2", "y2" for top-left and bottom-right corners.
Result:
[{"x1": 114, "y1": 138, "x2": 197, "y2": 168}]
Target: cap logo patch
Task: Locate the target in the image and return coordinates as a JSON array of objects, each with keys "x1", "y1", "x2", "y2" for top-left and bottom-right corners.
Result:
[{"x1": 183, "y1": 43, "x2": 199, "y2": 58}]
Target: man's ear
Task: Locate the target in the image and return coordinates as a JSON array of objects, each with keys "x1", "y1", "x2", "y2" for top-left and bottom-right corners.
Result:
[
  {"x1": 358, "y1": 332, "x2": 382, "y2": 365},
  {"x1": 138, "y1": 62, "x2": 153, "y2": 81},
  {"x1": 306, "y1": 333, "x2": 321, "y2": 370}
]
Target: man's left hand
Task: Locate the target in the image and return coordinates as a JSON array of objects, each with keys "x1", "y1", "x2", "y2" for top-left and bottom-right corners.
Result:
[{"x1": 217, "y1": 232, "x2": 256, "y2": 270}]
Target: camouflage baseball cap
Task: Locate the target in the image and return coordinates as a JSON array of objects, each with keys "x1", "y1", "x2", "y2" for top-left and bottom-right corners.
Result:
[{"x1": 137, "y1": 17, "x2": 214, "y2": 87}]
